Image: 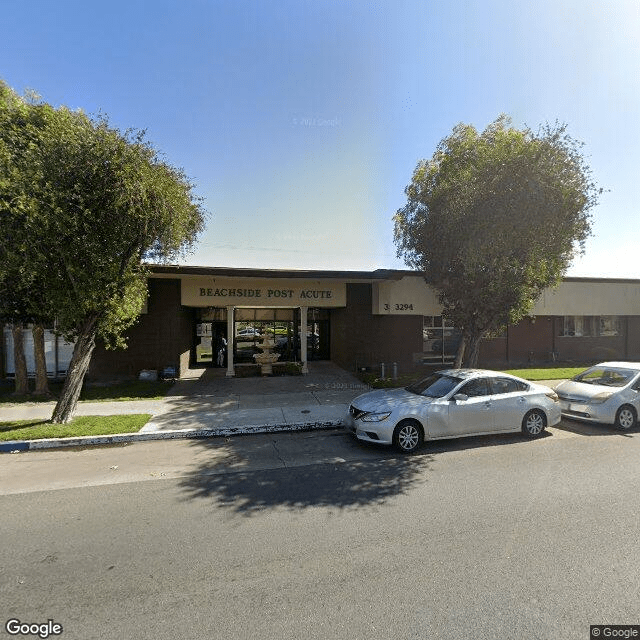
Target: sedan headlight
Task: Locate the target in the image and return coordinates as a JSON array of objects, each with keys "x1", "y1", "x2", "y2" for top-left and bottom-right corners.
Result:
[
  {"x1": 545, "y1": 390, "x2": 559, "y2": 402},
  {"x1": 360, "y1": 412, "x2": 392, "y2": 422},
  {"x1": 588, "y1": 392, "x2": 615, "y2": 404}
]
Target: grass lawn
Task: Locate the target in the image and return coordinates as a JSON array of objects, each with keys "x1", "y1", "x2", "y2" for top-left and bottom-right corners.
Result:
[
  {"x1": 360, "y1": 365, "x2": 585, "y2": 388},
  {"x1": 502, "y1": 367, "x2": 584, "y2": 380},
  {"x1": 0, "y1": 414, "x2": 152, "y2": 442},
  {"x1": 359, "y1": 373, "x2": 423, "y2": 388},
  {"x1": 0, "y1": 379, "x2": 173, "y2": 404}
]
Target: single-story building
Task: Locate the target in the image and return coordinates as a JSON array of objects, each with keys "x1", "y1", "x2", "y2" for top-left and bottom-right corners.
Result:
[{"x1": 4, "y1": 265, "x2": 640, "y2": 380}]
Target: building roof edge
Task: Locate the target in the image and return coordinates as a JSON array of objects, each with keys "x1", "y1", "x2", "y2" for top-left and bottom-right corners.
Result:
[
  {"x1": 147, "y1": 264, "x2": 410, "y2": 280},
  {"x1": 146, "y1": 264, "x2": 640, "y2": 285}
]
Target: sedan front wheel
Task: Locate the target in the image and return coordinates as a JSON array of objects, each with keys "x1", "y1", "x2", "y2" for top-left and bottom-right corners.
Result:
[
  {"x1": 393, "y1": 420, "x2": 424, "y2": 454},
  {"x1": 614, "y1": 405, "x2": 637, "y2": 431},
  {"x1": 522, "y1": 409, "x2": 546, "y2": 438}
]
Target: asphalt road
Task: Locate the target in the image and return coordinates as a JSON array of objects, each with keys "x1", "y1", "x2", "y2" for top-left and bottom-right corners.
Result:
[{"x1": 1, "y1": 423, "x2": 639, "y2": 640}]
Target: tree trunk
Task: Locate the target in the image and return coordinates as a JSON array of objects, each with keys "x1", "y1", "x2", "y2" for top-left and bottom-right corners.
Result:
[
  {"x1": 50, "y1": 317, "x2": 98, "y2": 424},
  {"x1": 12, "y1": 323, "x2": 29, "y2": 396},
  {"x1": 454, "y1": 334, "x2": 467, "y2": 369},
  {"x1": 465, "y1": 333, "x2": 482, "y2": 368},
  {"x1": 32, "y1": 324, "x2": 51, "y2": 396}
]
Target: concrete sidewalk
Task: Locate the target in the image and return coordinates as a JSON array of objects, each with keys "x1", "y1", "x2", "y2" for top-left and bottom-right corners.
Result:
[{"x1": 0, "y1": 362, "x2": 371, "y2": 451}]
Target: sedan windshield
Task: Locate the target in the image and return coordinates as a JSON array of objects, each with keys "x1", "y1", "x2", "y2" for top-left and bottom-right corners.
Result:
[
  {"x1": 406, "y1": 374, "x2": 462, "y2": 398},
  {"x1": 573, "y1": 367, "x2": 638, "y2": 387}
]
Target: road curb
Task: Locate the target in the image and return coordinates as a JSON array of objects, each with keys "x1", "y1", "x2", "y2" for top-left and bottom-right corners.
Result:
[{"x1": 0, "y1": 419, "x2": 344, "y2": 453}]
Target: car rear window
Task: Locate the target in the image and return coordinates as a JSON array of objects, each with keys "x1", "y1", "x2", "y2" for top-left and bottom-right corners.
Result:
[{"x1": 491, "y1": 377, "x2": 529, "y2": 394}]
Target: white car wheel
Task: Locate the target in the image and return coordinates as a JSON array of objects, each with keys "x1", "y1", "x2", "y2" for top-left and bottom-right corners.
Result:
[
  {"x1": 522, "y1": 409, "x2": 546, "y2": 438},
  {"x1": 614, "y1": 405, "x2": 637, "y2": 431},
  {"x1": 393, "y1": 420, "x2": 423, "y2": 454}
]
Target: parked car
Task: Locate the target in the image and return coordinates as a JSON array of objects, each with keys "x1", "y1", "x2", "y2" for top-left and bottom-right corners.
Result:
[
  {"x1": 345, "y1": 368, "x2": 560, "y2": 453},
  {"x1": 236, "y1": 327, "x2": 260, "y2": 338},
  {"x1": 555, "y1": 361, "x2": 640, "y2": 430}
]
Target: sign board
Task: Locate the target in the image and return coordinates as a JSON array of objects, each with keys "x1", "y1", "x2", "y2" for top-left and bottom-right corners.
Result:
[
  {"x1": 372, "y1": 277, "x2": 442, "y2": 315},
  {"x1": 181, "y1": 277, "x2": 346, "y2": 308},
  {"x1": 373, "y1": 275, "x2": 640, "y2": 317}
]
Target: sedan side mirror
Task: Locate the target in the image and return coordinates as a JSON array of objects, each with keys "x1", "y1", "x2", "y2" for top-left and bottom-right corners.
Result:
[{"x1": 453, "y1": 393, "x2": 469, "y2": 402}]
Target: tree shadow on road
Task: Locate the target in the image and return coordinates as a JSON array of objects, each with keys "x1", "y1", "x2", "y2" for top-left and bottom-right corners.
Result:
[
  {"x1": 177, "y1": 433, "x2": 434, "y2": 515},
  {"x1": 176, "y1": 420, "x2": 588, "y2": 515}
]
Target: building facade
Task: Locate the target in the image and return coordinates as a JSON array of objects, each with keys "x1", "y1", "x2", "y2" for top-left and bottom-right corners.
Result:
[{"x1": 4, "y1": 265, "x2": 640, "y2": 380}]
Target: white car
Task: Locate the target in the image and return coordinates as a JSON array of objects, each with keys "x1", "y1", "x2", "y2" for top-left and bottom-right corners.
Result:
[
  {"x1": 236, "y1": 327, "x2": 260, "y2": 338},
  {"x1": 555, "y1": 362, "x2": 640, "y2": 430},
  {"x1": 345, "y1": 369, "x2": 561, "y2": 453}
]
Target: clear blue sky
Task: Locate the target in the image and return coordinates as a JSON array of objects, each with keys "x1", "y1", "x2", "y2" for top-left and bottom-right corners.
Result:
[{"x1": 3, "y1": 0, "x2": 639, "y2": 276}]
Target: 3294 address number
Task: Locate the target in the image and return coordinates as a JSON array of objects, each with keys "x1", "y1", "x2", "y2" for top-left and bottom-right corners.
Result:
[{"x1": 384, "y1": 303, "x2": 414, "y2": 311}]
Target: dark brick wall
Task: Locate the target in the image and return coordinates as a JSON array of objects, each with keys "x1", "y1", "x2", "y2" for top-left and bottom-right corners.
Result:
[
  {"x1": 505, "y1": 316, "x2": 629, "y2": 365},
  {"x1": 506, "y1": 316, "x2": 555, "y2": 364},
  {"x1": 479, "y1": 337, "x2": 507, "y2": 367},
  {"x1": 331, "y1": 283, "x2": 423, "y2": 374},
  {"x1": 554, "y1": 335, "x2": 627, "y2": 363},
  {"x1": 85, "y1": 277, "x2": 640, "y2": 380},
  {"x1": 88, "y1": 278, "x2": 195, "y2": 380},
  {"x1": 627, "y1": 317, "x2": 640, "y2": 360}
]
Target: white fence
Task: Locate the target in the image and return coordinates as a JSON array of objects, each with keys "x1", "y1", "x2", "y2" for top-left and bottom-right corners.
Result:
[{"x1": 3, "y1": 326, "x2": 75, "y2": 377}]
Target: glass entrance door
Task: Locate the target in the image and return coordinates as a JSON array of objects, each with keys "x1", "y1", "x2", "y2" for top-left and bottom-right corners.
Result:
[
  {"x1": 231, "y1": 308, "x2": 331, "y2": 363},
  {"x1": 234, "y1": 308, "x2": 296, "y2": 363},
  {"x1": 306, "y1": 308, "x2": 330, "y2": 360},
  {"x1": 194, "y1": 308, "x2": 228, "y2": 367}
]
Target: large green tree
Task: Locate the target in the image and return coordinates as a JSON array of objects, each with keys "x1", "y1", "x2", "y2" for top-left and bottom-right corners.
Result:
[
  {"x1": 0, "y1": 81, "x2": 54, "y2": 396},
  {"x1": 0, "y1": 80, "x2": 207, "y2": 422},
  {"x1": 394, "y1": 115, "x2": 600, "y2": 367}
]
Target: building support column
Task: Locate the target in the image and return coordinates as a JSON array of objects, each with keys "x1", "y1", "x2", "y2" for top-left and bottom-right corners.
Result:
[
  {"x1": 300, "y1": 305, "x2": 308, "y2": 374},
  {"x1": 226, "y1": 306, "x2": 235, "y2": 377}
]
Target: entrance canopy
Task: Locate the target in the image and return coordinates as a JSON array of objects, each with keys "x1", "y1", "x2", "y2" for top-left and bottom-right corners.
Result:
[{"x1": 173, "y1": 274, "x2": 348, "y2": 376}]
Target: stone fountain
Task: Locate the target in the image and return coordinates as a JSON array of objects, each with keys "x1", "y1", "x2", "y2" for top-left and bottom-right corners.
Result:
[{"x1": 253, "y1": 330, "x2": 280, "y2": 375}]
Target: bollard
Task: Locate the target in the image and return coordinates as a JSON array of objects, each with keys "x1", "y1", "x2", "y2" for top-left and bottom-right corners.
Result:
[
  {"x1": 381, "y1": 362, "x2": 385, "y2": 378},
  {"x1": 393, "y1": 362, "x2": 398, "y2": 380}
]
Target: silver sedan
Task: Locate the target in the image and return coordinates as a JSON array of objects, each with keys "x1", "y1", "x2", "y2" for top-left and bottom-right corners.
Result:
[
  {"x1": 555, "y1": 361, "x2": 640, "y2": 430},
  {"x1": 345, "y1": 369, "x2": 561, "y2": 453}
]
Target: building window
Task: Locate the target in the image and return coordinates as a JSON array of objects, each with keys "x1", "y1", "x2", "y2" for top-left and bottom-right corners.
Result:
[
  {"x1": 200, "y1": 307, "x2": 227, "y2": 322},
  {"x1": 233, "y1": 308, "x2": 297, "y2": 363},
  {"x1": 598, "y1": 316, "x2": 621, "y2": 337},
  {"x1": 422, "y1": 316, "x2": 461, "y2": 363},
  {"x1": 558, "y1": 316, "x2": 621, "y2": 337},
  {"x1": 230, "y1": 308, "x2": 329, "y2": 363}
]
